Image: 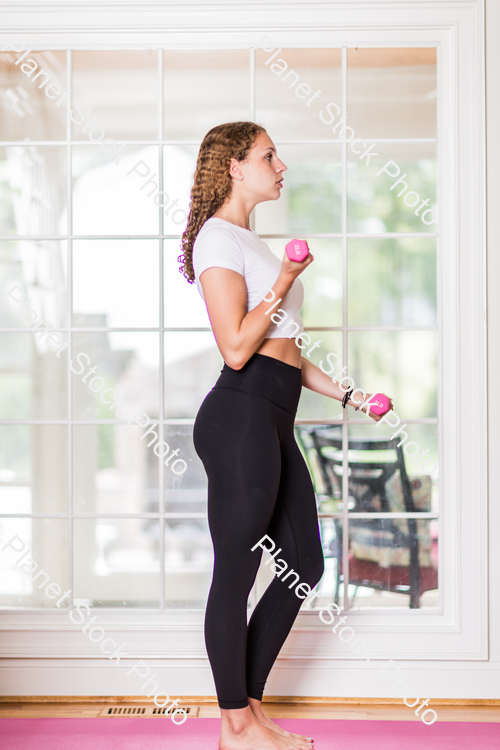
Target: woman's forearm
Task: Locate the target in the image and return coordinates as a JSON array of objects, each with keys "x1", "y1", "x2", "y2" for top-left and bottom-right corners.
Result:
[{"x1": 300, "y1": 357, "x2": 365, "y2": 407}]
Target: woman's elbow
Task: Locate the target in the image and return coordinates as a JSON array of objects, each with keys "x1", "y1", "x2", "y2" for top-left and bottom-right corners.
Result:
[
  {"x1": 223, "y1": 343, "x2": 251, "y2": 371},
  {"x1": 224, "y1": 352, "x2": 247, "y2": 371}
]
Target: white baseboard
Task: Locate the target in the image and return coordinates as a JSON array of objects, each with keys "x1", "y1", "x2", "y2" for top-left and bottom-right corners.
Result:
[{"x1": 1, "y1": 660, "x2": 500, "y2": 700}]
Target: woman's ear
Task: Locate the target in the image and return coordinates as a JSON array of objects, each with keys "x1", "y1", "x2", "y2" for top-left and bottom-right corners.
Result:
[{"x1": 228, "y1": 157, "x2": 244, "y2": 181}]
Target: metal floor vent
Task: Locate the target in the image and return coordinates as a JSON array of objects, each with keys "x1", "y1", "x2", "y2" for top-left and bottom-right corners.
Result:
[{"x1": 100, "y1": 704, "x2": 198, "y2": 717}]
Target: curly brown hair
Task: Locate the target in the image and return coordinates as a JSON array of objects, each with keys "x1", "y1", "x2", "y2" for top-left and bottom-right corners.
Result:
[{"x1": 178, "y1": 121, "x2": 267, "y2": 283}]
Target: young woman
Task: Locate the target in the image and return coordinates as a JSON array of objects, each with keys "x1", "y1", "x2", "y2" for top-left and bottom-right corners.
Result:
[{"x1": 179, "y1": 122, "x2": 393, "y2": 750}]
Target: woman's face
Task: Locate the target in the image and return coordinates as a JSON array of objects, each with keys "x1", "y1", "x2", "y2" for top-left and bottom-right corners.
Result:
[{"x1": 233, "y1": 131, "x2": 287, "y2": 204}]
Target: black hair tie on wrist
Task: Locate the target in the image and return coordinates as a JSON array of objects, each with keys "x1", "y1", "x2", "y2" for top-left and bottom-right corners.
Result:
[{"x1": 342, "y1": 387, "x2": 353, "y2": 409}]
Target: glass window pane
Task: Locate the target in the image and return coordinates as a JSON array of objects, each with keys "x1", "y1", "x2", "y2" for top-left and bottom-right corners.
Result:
[
  {"x1": 163, "y1": 50, "x2": 250, "y2": 140},
  {"x1": 255, "y1": 47, "x2": 342, "y2": 140},
  {"x1": 0, "y1": 332, "x2": 67, "y2": 419},
  {"x1": 0, "y1": 146, "x2": 67, "y2": 236},
  {"x1": 74, "y1": 518, "x2": 160, "y2": 607},
  {"x1": 348, "y1": 238, "x2": 437, "y2": 327},
  {"x1": 164, "y1": 424, "x2": 207, "y2": 513},
  {"x1": 73, "y1": 425, "x2": 159, "y2": 514},
  {"x1": 164, "y1": 518, "x2": 213, "y2": 609},
  {"x1": 348, "y1": 331, "x2": 438, "y2": 419},
  {"x1": 72, "y1": 51, "x2": 158, "y2": 141},
  {"x1": 164, "y1": 239, "x2": 211, "y2": 328},
  {"x1": 347, "y1": 518, "x2": 438, "y2": 609},
  {"x1": 347, "y1": 142, "x2": 437, "y2": 233},
  {"x1": 72, "y1": 332, "x2": 159, "y2": 421},
  {"x1": 296, "y1": 332, "x2": 343, "y2": 421},
  {"x1": 164, "y1": 332, "x2": 223, "y2": 419},
  {"x1": 295, "y1": 424, "x2": 344, "y2": 514},
  {"x1": 72, "y1": 240, "x2": 159, "y2": 328},
  {"x1": 349, "y1": 422, "x2": 439, "y2": 492},
  {"x1": 0, "y1": 49, "x2": 67, "y2": 141},
  {"x1": 0, "y1": 425, "x2": 68, "y2": 513},
  {"x1": 0, "y1": 518, "x2": 68, "y2": 608},
  {"x1": 162, "y1": 145, "x2": 196, "y2": 235},
  {"x1": 309, "y1": 424, "x2": 439, "y2": 611},
  {"x1": 0, "y1": 240, "x2": 67, "y2": 328},
  {"x1": 265, "y1": 237, "x2": 343, "y2": 327},
  {"x1": 255, "y1": 144, "x2": 342, "y2": 235},
  {"x1": 347, "y1": 47, "x2": 437, "y2": 139},
  {"x1": 312, "y1": 516, "x2": 343, "y2": 608},
  {"x1": 72, "y1": 145, "x2": 159, "y2": 235}
]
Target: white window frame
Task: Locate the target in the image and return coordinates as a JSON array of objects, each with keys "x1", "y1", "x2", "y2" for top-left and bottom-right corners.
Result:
[{"x1": 0, "y1": 1, "x2": 486, "y2": 680}]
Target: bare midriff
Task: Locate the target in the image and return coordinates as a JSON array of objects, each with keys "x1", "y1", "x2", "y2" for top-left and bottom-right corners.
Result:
[{"x1": 256, "y1": 337, "x2": 302, "y2": 369}]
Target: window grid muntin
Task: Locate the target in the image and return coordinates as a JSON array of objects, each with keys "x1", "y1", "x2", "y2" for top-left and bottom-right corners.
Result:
[{"x1": 0, "y1": 44, "x2": 439, "y2": 613}]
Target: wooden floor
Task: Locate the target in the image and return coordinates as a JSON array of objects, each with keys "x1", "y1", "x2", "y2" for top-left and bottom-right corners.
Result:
[{"x1": 1, "y1": 699, "x2": 499, "y2": 722}]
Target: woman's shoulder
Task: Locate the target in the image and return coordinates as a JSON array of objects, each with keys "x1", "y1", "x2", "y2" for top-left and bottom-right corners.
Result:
[
  {"x1": 192, "y1": 217, "x2": 247, "y2": 275},
  {"x1": 194, "y1": 217, "x2": 240, "y2": 248}
]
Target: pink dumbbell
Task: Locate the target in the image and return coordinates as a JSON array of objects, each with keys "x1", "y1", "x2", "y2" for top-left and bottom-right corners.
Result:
[
  {"x1": 285, "y1": 239, "x2": 310, "y2": 262},
  {"x1": 365, "y1": 393, "x2": 390, "y2": 416}
]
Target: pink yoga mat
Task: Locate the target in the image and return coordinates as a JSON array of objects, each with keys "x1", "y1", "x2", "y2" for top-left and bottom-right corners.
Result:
[{"x1": 0, "y1": 717, "x2": 498, "y2": 750}]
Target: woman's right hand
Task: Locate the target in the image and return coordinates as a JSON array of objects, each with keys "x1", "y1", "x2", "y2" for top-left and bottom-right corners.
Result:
[
  {"x1": 364, "y1": 393, "x2": 394, "y2": 422},
  {"x1": 281, "y1": 244, "x2": 314, "y2": 280}
]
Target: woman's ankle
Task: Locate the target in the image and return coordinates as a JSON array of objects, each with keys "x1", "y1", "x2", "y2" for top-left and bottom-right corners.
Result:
[
  {"x1": 221, "y1": 705, "x2": 255, "y2": 733},
  {"x1": 248, "y1": 697, "x2": 266, "y2": 714}
]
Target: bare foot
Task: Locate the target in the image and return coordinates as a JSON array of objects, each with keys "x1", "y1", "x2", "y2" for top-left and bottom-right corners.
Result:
[
  {"x1": 248, "y1": 697, "x2": 313, "y2": 745},
  {"x1": 220, "y1": 705, "x2": 312, "y2": 750}
]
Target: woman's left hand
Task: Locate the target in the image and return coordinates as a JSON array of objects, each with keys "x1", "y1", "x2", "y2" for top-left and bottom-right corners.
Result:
[{"x1": 363, "y1": 393, "x2": 395, "y2": 422}]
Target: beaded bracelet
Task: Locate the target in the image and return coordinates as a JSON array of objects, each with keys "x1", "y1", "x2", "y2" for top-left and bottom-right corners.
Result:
[{"x1": 342, "y1": 387, "x2": 353, "y2": 409}]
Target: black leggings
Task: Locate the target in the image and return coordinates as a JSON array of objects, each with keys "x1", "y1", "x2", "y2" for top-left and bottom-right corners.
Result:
[{"x1": 193, "y1": 352, "x2": 325, "y2": 709}]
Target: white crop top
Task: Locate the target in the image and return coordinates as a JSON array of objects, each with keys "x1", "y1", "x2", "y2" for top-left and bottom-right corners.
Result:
[{"x1": 192, "y1": 217, "x2": 304, "y2": 340}]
